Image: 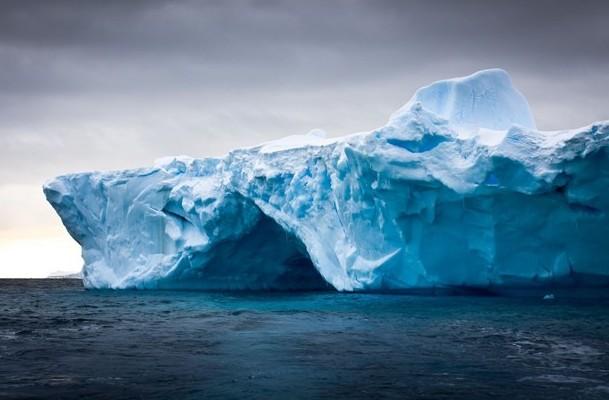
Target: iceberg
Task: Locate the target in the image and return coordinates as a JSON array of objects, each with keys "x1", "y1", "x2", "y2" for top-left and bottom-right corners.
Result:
[{"x1": 44, "y1": 69, "x2": 609, "y2": 291}]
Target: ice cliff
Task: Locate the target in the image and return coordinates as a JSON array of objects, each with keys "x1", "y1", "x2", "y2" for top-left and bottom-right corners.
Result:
[{"x1": 44, "y1": 69, "x2": 609, "y2": 291}]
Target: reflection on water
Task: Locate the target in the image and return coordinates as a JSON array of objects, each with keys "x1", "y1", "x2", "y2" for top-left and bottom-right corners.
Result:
[{"x1": 1, "y1": 279, "x2": 609, "y2": 399}]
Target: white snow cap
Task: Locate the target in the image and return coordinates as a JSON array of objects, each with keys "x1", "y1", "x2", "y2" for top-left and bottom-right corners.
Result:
[{"x1": 392, "y1": 68, "x2": 537, "y2": 131}]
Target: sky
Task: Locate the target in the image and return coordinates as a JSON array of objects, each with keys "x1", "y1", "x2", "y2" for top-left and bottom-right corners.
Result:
[{"x1": 1, "y1": 0, "x2": 608, "y2": 277}]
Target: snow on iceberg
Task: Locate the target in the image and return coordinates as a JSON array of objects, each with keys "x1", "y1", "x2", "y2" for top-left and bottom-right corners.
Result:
[{"x1": 44, "y1": 69, "x2": 609, "y2": 291}]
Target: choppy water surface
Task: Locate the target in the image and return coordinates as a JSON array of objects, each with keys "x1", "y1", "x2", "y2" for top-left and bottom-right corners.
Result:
[{"x1": 1, "y1": 280, "x2": 609, "y2": 399}]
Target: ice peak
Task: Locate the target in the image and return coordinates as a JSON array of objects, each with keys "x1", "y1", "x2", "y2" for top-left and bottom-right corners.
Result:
[{"x1": 391, "y1": 68, "x2": 537, "y2": 131}]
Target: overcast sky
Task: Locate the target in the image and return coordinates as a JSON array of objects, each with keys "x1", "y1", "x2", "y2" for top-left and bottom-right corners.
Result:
[{"x1": 1, "y1": 0, "x2": 608, "y2": 277}]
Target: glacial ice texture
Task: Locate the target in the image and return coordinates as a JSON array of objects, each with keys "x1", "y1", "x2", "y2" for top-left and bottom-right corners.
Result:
[{"x1": 44, "y1": 69, "x2": 609, "y2": 291}]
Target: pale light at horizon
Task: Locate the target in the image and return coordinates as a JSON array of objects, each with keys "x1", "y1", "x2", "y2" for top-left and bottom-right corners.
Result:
[{"x1": 0, "y1": 230, "x2": 81, "y2": 278}]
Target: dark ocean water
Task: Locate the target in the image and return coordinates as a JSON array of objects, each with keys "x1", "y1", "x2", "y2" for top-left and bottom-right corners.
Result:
[{"x1": 1, "y1": 280, "x2": 609, "y2": 399}]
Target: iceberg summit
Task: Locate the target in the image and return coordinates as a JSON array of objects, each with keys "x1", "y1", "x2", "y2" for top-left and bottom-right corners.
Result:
[{"x1": 44, "y1": 69, "x2": 609, "y2": 291}]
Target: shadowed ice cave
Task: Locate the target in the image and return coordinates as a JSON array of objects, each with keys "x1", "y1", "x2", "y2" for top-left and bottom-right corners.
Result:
[{"x1": 157, "y1": 211, "x2": 332, "y2": 291}]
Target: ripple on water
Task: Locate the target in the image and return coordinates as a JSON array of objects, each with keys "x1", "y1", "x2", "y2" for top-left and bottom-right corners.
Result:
[{"x1": 1, "y1": 279, "x2": 609, "y2": 400}]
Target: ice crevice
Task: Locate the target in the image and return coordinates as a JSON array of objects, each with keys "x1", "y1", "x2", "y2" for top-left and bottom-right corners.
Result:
[{"x1": 44, "y1": 69, "x2": 609, "y2": 291}]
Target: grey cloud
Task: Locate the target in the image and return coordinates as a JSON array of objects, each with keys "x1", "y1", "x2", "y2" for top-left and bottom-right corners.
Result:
[{"x1": 1, "y1": 0, "x2": 608, "y2": 190}]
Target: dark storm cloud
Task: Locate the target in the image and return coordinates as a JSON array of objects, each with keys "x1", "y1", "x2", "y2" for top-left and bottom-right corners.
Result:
[
  {"x1": 2, "y1": 0, "x2": 608, "y2": 92},
  {"x1": 1, "y1": 0, "x2": 608, "y2": 188}
]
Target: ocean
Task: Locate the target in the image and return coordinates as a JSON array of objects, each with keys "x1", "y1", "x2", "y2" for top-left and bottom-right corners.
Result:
[{"x1": 1, "y1": 279, "x2": 608, "y2": 399}]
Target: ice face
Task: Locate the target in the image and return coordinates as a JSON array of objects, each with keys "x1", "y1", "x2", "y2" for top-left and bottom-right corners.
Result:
[{"x1": 44, "y1": 69, "x2": 609, "y2": 291}]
